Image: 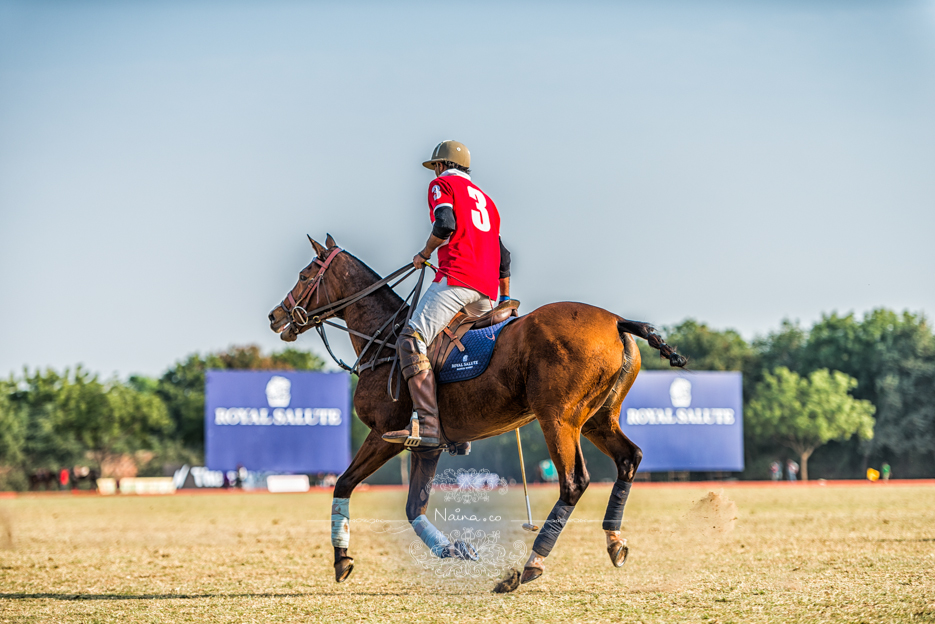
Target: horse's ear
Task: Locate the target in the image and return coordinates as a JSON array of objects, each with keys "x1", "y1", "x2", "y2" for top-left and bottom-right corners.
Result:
[
  {"x1": 307, "y1": 234, "x2": 327, "y2": 258},
  {"x1": 325, "y1": 233, "x2": 337, "y2": 249}
]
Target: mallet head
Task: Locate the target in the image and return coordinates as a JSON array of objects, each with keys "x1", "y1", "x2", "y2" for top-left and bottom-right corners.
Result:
[{"x1": 522, "y1": 523, "x2": 540, "y2": 532}]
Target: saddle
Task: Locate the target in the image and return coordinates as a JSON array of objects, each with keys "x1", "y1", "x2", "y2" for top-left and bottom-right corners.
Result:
[{"x1": 427, "y1": 299, "x2": 520, "y2": 372}]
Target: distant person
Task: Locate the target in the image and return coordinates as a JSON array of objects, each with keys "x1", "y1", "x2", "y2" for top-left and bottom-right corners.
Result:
[
  {"x1": 59, "y1": 467, "x2": 70, "y2": 490},
  {"x1": 770, "y1": 461, "x2": 782, "y2": 481},
  {"x1": 786, "y1": 459, "x2": 799, "y2": 482},
  {"x1": 881, "y1": 462, "x2": 891, "y2": 482},
  {"x1": 538, "y1": 459, "x2": 558, "y2": 483}
]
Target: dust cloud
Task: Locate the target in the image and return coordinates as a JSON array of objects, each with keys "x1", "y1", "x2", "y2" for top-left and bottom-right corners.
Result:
[
  {"x1": 625, "y1": 489, "x2": 740, "y2": 592},
  {"x1": 686, "y1": 489, "x2": 738, "y2": 538}
]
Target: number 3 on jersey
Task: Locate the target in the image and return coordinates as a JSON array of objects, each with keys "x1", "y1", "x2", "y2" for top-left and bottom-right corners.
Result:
[{"x1": 466, "y1": 186, "x2": 491, "y2": 232}]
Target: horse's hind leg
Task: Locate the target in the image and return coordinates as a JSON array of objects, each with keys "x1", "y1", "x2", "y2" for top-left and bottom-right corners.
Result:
[
  {"x1": 519, "y1": 336, "x2": 630, "y2": 585},
  {"x1": 582, "y1": 410, "x2": 642, "y2": 567},
  {"x1": 332, "y1": 431, "x2": 403, "y2": 582},
  {"x1": 521, "y1": 418, "x2": 591, "y2": 585},
  {"x1": 582, "y1": 335, "x2": 642, "y2": 568}
]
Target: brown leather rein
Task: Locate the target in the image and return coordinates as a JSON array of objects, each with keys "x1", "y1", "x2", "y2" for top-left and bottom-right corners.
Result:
[
  {"x1": 278, "y1": 248, "x2": 427, "y2": 385},
  {"x1": 279, "y1": 249, "x2": 462, "y2": 453}
]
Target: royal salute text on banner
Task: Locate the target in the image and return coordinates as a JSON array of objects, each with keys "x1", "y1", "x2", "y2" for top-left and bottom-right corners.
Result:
[
  {"x1": 205, "y1": 371, "x2": 351, "y2": 474},
  {"x1": 619, "y1": 371, "x2": 744, "y2": 472}
]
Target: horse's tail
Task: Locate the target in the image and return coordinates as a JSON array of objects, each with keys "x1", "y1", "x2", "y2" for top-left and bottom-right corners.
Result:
[{"x1": 617, "y1": 318, "x2": 688, "y2": 369}]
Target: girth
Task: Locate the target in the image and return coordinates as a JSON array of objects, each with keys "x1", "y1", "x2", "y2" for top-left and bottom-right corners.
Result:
[{"x1": 428, "y1": 299, "x2": 520, "y2": 372}]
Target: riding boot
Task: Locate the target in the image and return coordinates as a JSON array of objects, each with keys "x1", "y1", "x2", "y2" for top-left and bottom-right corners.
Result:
[{"x1": 383, "y1": 329, "x2": 442, "y2": 447}]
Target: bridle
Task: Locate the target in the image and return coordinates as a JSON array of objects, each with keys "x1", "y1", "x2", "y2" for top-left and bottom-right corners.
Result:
[
  {"x1": 279, "y1": 247, "x2": 343, "y2": 328},
  {"x1": 277, "y1": 247, "x2": 429, "y2": 389}
]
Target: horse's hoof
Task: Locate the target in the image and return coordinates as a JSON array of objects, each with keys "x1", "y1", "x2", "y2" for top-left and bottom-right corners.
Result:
[
  {"x1": 521, "y1": 552, "x2": 545, "y2": 584},
  {"x1": 334, "y1": 557, "x2": 354, "y2": 582},
  {"x1": 450, "y1": 540, "x2": 479, "y2": 561},
  {"x1": 520, "y1": 565, "x2": 543, "y2": 584},
  {"x1": 608, "y1": 540, "x2": 629, "y2": 568}
]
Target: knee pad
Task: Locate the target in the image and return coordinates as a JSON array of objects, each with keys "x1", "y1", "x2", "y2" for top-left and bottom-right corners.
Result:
[{"x1": 397, "y1": 329, "x2": 430, "y2": 379}]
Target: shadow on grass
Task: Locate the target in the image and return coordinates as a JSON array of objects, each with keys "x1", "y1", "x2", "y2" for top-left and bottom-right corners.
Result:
[
  {"x1": 0, "y1": 586, "x2": 579, "y2": 600},
  {"x1": 0, "y1": 591, "x2": 415, "y2": 601}
]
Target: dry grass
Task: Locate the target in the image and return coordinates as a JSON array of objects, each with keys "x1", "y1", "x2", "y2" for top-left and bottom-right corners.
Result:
[{"x1": 1, "y1": 482, "x2": 934, "y2": 623}]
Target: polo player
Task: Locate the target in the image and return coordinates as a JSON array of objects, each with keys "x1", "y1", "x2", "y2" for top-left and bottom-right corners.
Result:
[{"x1": 382, "y1": 140, "x2": 512, "y2": 447}]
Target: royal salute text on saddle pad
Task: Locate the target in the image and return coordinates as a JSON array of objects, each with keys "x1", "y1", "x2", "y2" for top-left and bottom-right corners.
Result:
[{"x1": 436, "y1": 317, "x2": 516, "y2": 384}]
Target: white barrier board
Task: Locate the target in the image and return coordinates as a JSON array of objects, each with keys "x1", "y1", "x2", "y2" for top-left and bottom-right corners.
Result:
[
  {"x1": 119, "y1": 477, "x2": 176, "y2": 495},
  {"x1": 266, "y1": 474, "x2": 310, "y2": 493}
]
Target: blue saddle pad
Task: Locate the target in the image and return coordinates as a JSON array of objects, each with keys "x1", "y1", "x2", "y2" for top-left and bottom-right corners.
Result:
[{"x1": 437, "y1": 317, "x2": 517, "y2": 384}]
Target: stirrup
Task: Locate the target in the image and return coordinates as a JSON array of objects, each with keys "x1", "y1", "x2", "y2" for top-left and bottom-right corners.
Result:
[{"x1": 403, "y1": 415, "x2": 422, "y2": 447}]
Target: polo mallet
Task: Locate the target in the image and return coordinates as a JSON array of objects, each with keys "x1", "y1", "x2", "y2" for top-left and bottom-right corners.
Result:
[{"x1": 515, "y1": 428, "x2": 539, "y2": 532}]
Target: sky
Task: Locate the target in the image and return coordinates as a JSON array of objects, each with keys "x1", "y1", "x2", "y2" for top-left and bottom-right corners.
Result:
[{"x1": 1, "y1": 1, "x2": 934, "y2": 379}]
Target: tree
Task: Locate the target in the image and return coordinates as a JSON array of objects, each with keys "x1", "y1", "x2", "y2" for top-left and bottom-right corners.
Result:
[
  {"x1": 785, "y1": 309, "x2": 935, "y2": 476},
  {"x1": 0, "y1": 381, "x2": 27, "y2": 472},
  {"x1": 750, "y1": 319, "x2": 808, "y2": 381},
  {"x1": 746, "y1": 367, "x2": 875, "y2": 480},
  {"x1": 55, "y1": 368, "x2": 173, "y2": 473},
  {"x1": 865, "y1": 325, "x2": 935, "y2": 475},
  {"x1": 157, "y1": 345, "x2": 327, "y2": 448},
  {"x1": 10, "y1": 369, "x2": 85, "y2": 472}
]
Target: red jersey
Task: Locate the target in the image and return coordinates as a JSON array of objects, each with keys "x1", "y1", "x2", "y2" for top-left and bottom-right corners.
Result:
[{"x1": 427, "y1": 170, "x2": 501, "y2": 299}]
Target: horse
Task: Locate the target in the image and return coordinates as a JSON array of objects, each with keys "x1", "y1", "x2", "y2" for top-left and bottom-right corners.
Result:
[
  {"x1": 268, "y1": 235, "x2": 686, "y2": 590},
  {"x1": 28, "y1": 468, "x2": 57, "y2": 491}
]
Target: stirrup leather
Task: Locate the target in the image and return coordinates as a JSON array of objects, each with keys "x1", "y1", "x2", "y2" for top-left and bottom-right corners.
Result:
[{"x1": 403, "y1": 414, "x2": 422, "y2": 447}]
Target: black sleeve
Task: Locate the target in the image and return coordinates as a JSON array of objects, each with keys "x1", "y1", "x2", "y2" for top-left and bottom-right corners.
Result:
[
  {"x1": 499, "y1": 238, "x2": 511, "y2": 279},
  {"x1": 432, "y1": 206, "x2": 456, "y2": 239}
]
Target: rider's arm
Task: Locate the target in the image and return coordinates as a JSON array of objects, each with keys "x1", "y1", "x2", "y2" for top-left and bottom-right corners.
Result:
[
  {"x1": 431, "y1": 206, "x2": 456, "y2": 239},
  {"x1": 413, "y1": 206, "x2": 455, "y2": 268},
  {"x1": 499, "y1": 238, "x2": 511, "y2": 299},
  {"x1": 415, "y1": 233, "x2": 447, "y2": 267}
]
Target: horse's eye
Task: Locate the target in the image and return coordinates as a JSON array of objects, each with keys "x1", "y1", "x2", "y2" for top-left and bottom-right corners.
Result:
[{"x1": 299, "y1": 275, "x2": 308, "y2": 282}]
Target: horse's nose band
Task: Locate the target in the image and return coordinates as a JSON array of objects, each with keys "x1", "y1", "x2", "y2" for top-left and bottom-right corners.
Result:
[{"x1": 279, "y1": 247, "x2": 343, "y2": 329}]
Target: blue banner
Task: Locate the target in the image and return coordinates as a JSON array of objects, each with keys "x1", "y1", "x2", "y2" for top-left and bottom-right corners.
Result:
[
  {"x1": 205, "y1": 370, "x2": 351, "y2": 473},
  {"x1": 619, "y1": 371, "x2": 744, "y2": 472}
]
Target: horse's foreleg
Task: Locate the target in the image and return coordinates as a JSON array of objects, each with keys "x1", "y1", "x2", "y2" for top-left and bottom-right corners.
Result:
[
  {"x1": 331, "y1": 430, "x2": 403, "y2": 582},
  {"x1": 522, "y1": 420, "x2": 590, "y2": 584},
  {"x1": 405, "y1": 450, "x2": 447, "y2": 555},
  {"x1": 404, "y1": 450, "x2": 478, "y2": 560}
]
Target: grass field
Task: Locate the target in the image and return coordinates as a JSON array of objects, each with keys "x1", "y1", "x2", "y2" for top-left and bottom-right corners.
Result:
[{"x1": 1, "y1": 481, "x2": 934, "y2": 623}]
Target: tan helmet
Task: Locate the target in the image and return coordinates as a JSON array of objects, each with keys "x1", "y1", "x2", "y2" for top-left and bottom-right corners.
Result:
[{"x1": 422, "y1": 140, "x2": 470, "y2": 170}]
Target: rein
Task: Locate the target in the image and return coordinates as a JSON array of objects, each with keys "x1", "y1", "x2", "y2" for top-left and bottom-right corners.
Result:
[{"x1": 278, "y1": 248, "x2": 430, "y2": 399}]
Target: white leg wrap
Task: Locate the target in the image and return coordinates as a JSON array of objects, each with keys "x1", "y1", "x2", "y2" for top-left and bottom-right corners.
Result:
[
  {"x1": 411, "y1": 514, "x2": 451, "y2": 557},
  {"x1": 331, "y1": 498, "x2": 350, "y2": 549}
]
